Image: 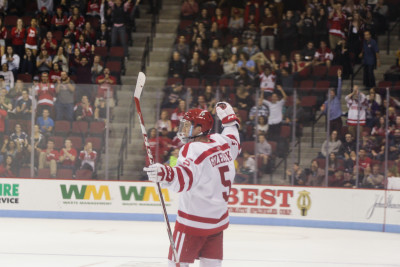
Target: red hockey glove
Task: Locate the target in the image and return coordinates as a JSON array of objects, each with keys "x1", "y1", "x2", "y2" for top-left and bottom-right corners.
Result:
[
  {"x1": 143, "y1": 163, "x2": 174, "y2": 183},
  {"x1": 216, "y1": 102, "x2": 240, "y2": 127}
]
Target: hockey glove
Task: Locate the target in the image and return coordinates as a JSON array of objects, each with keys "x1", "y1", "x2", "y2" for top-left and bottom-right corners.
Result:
[
  {"x1": 216, "y1": 102, "x2": 240, "y2": 127},
  {"x1": 143, "y1": 163, "x2": 174, "y2": 183}
]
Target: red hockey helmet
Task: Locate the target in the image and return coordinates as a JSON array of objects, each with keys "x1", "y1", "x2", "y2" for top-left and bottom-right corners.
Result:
[
  {"x1": 177, "y1": 109, "x2": 214, "y2": 143},
  {"x1": 183, "y1": 108, "x2": 214, "y2": 134}
]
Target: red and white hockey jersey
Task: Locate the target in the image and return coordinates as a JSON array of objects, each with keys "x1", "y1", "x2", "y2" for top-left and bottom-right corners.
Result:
[
  {"x1": 161, "y1": 126, "x2": 240, "y2": 236},
  {"x1": 35, "y1": 83, "x2": 56, "y2": 106},
  {"x1": 259, "y1": 72, "x2": 276, "y2": 93},
  {"x1": 345, "y1": 93, "x2": 368, "y2": 126}
]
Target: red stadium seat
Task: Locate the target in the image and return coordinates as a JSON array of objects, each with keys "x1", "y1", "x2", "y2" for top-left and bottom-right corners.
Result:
[
  {"x1": 71, "y1": 121, "x2": 89, "y2": 136},
  {"x1": 89, "y1": 121, "x2": 106, "y2": 137},
  {"x1": 241, "y1": 141, "x2": 255, "y2": 154},
  {"x1": 184, "y1": 77, "x2": 200, "y2": 87},
  {"x1": 54, "y1": 121, "x2": 71, "y2": 137},
  {"x1": 165, "y1": 77, "x2": 182, "y2": 86},
  {"x1": 17, "y1": 73, "x2": 32, "y2": 83},
  {"x1": 94, "y1": 46, "x2": 108, "y2": 58},
  {"x1": 49, "y1": 136, "x2": 65, "y2": 150},
  {"x1": 298, "y1": 80, "x2": 314, "y2": 94},
  {"x1": 68, "y1": 136, "x2": 84, "y2": 151},
  {"x1": 75, "y1": 169, "x2": 93, "y2": 179},
  {"x1": 312, "y1": 66, "x2": 328, "y2": 80},
  {"x1": 57, "y1": 169, "x2": 74, "y2": 179},
  {"x1": 37, "y1": 169, "x2": 52, "y2": 178},
  {"x1": 85, "y1": 137, "x2": 102, "y2": 152}
]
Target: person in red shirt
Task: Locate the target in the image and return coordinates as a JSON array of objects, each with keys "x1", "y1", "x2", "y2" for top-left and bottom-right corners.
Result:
[
  {"x1": 59, "y1": 139, "x2": 77, "y2": 170},
  {"x1": 74, "y1": 95, "x2": 94, "y2": 122},
  {"x1": 211, "y1": 8, "x2": 228, "y2": 31},
  {"x1": 86, "y1": 0, "x2": 101, "y2": 17},
  {"x1": 11, "y1": 18, "x2": 25, "y2": 58},
  {"x1": 34, "y1": 72, "x2": 56, "y2": 118},
  {"x1": 64, "y1": 21, "x2": 81, "y2": 44},
  {"x1": 40, "y1": 31, "x2": 58, "y2": 57},
  {"x1": 49, "y1": 63, "x2": 62, "y2": 83},
  {"x1": 95, "y1": 67, "x2": 116, "y2": 110},
  {"x1": 79, "y1": 141, "x2": 97, "y2": 172},
  {"x1": 75, "y1": 35, "x2": 91, "y2": 57},
  {"x1": 68, "y1": 6, "x2": 85, "y2": 30},
  {"x1": 0, "y1": 155, "x2": 15, "y2": 177},
  {"x1": 25, "y1": 18, "x2": 39, "y2": 56},
  {"x1": 51, "y1": 6, "x2": 68, "y2": 32},
  {"x1": 39, "y1": 140, "x2": 59, "y2": 178}
]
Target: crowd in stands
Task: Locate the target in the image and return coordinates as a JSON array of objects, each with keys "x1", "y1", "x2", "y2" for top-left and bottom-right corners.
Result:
[
  {"x1": 0, "y1": 0, "x2": 142, "y2": 178},
  {"x1": 153, "y1": 0, "x2": 400, "y2": 188}
]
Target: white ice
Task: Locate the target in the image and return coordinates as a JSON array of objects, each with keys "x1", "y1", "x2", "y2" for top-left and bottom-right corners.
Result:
[{"x1": 0, "y1": 218, "x2": 398, "y2": 267}]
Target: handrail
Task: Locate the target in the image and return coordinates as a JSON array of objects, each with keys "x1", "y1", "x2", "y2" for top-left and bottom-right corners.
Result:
[
  {"x1": 117, "y1": 127, "x2": 128, "y2": 180},
  {"x1": 351, "y1": 64, "x2": 363, "y2": 89},
  {"x1": 387, "y1": 17, "x2": 400, "y2": 55},
  {"x1": 141, "y1": 36, "x2": 150, "y2": 72},
  {"x1": 311, "y1": 112, "x2": 324, "y2": 148}
]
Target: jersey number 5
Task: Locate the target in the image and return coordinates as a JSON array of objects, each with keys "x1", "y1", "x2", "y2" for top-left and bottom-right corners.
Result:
[{"x1": 219, "y1": 165, "x2": 231, "y2": 202}]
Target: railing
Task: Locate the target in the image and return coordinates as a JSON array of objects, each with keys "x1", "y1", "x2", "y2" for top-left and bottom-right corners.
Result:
[
  {"x1": 117, "y1": 127, "x2": 129, "y2": 180},
  {"x1": 387, "y1": 17, "x2": 400, "y2": 55}
]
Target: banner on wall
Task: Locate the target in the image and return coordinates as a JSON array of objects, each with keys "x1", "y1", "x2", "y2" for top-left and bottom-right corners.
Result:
[{"x1": 0, "y1": 179, "x2": 399, "y2": 232}]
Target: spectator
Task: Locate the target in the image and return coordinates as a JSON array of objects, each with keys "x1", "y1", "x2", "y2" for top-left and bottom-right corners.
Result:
[
  {"x1": 195, "y1": 9, "x2": 211, "y2": 29},
  {"x1": 37, "y1": 6, "x2": 52, "y2": 37},
  {"x1": 276, "y1": 67, "x2": 295, "y2": 95},
  {"x1": 345, "y1": 85, "x2": 368, "y2": 138},
  {"x1": 181, "y1": 0, "x2": 199, "y2": 20},
  {"x1": 95, "y1": 23, "x2": 110, "y2": 47},
  {"x1": 313, "y1": 40, "x2": 333, "y2": 68},
  {"x1": 305, "y1": 159, "x2": 325, "y2": 186},
  {"x1": 147, "y1": 128, "x2": 168, "y2": 163},
  {"x1": 363, "y1": 163, "x2": 384, "y2": 188},
  {"x1": 320, "y1": 69, "x2": 343, "y2": 135},
  {"x1": 20, "y1": 48, "x2": 36, "y2": 75},
  {"x1": 55, "y1": 71, "x2": 75, "y2": 121},
  {"x1": 241, "y1": 22, "x2": 258, "y2": 44},
  {"x1": 76, "y1": 55, "x2": 95, "y2": 85},
  {"x1": 371, "y1": 116, "x2": 386, "y2": 138},
  {"x1": 41, "y1": 31, "x2": 58, "y2": 57},
  {"x1": 237, "y1": 52, "x2": 256, "y2": 78},
  {"x1": 249, "y1": 97, "x2": 269, "y2": 122},
  {"x1": 347, "y1": 12, "x2": 364, "y2": 65},
  {"x1": 292, "y1": 52, "x2": 311, "y2": 74},
  {"x1": 91, "y1": 55, "x2": 103, "y2": 83},
  {"x1": 329, "y1": 170, "x2": 344, "y2": 187},
  {"x1": 37, "y1": 108, "x2": 54, "y2": 137},
  {"x1": 257, "y1": 134, "x2": 271, "y2": 172},
  {"x1": 223, "y1": 36, "x2": 241, "y2": 60},
  {"x1": 167, "y1": 147, "x2": 180, "y2": 167},
  {"x1": 301, "y1": 41, "x2": 316, "y2": 62},
  {"x1": 283, "y1": 97, "x2": 305, "y2": 136},
  {"x1": 95, "y1": 67, "x2": 116, "y2": 111},
  {"x1": 59, "y1": 139, "x2": 77, "y2": 171},
  {"x1": 260, "y1": 7, "x2": 277, "y2": 51},
  {"x1": 32, "y1": 124, "x2": 47, "y2": 157},
  {"x1": 328, "y1": 152, "x2": 342, "y2": 175},
  {"x1": 11, "y1": 19, "x2": 25, "y2": 58},
  {"x1": 332, "y1": 39, "x2": 352, "y2": 79},
  {"x1": 74, "y1": 95, "x2": 94, "y2": 122},
  {"x1": 15, "y1": 89, "x2": 32, "y2": 120},
  {"x1": 68, "y1": 6, "x2": 85, "y2": 30},
  {"x1": 255, "y1": 115, "x2": 269, "y2": 136},
  {"x1": 171, "y1": 99, "x2": 186, "y2": 131},
  {"x1": 64, "y1": 21, "x2": 80, "y2": 44},
  {"x1": 340, "y1": 168, "x2": 356, "y2": 188},
  {"x1": 39, "y1": 140, "x2": 59, "y2": 178},
  {"x1": 25, "y1": 18, "x2": 39, "y2": 56},
  {"x1": 169, "y1": 51, "x2": 185, "y2": 78},
  {"x1": 8, "y1": 79, "x2": 24, "y2": 103},
  {"x1": 156, "y1": 110, "x2": 173, "y2": 133},
  {"x1": 81, "y1": 22, "x2": 96, "y2": 44},
  {"x1": 286, "y1": 162, "x2": 306, "y2": 185},
  {"x1": 0, "y1": 63, "x2": 14, "y2": 88},
  {"x1": 263, "y1": 86, "x2": 287, "y2": 140},
  {"x1": 298, "y1": 7, "x2": 316, "y2": 47},
  {"x1": 339, "y1": 133, "x2": 356, "y2": 160},
  {"x1": 211, "y1": 7, "x2": 228, "y2": 31},
  {"x1": 321, "y1": 130, "x2": 342, "y2": 158},
  {"x1": 241, "y1": 38, "x2": 260, "y2": 58},
  {"x1": 228, "y1": 8, "x2": 244, "y2": 36},
  {"x1": 358, "y1": 148, "x2": 372, "y2": 172},
  {"x1": 36, "y1": 49, "x2": 53, "y2": 74},
  {"x1": 0, "y1": 17, "x2": 7, "y2": 57},
  {"x1": 186, "y1": 51, "x2": 204, "y2": 79},
  {"x1": 35, "y1": 72, "x2": 56, "y2": 117},
  {"x1": 328, "y1": 3, "x2": 346, "y2": 49},
  {"x1": 373, "y1": 0, "x2": 388, "y2": 34},
  {"x1": 279, "y1": 10, "x2": 298, "y2": 57},
  {"x1": 0, "y1": 154, "x2": 16, "y2": 177},
  {"x1": 235, "y1": 84, "x2": 253, "y2": 112},
  {"x1": 222, "y1": 54, "x2": 239, "y2": 79},
  {"x1": 315, "y1": 7, "x2": 329, "y2": 45},
  {"x1": 49, "y1": 63, "x2": 62, "y2": 83},
  {"x1": 174, "y1": 35, "x2": 190, "y2": 62},
  {"x1": 360, "y1": 30, "x2": 380, "y2": 89},
  {"x1": 1, "y1": 46, "x2": 20, "y2": 78},
  {"x1": 236, "y1": 150, "x2": 255, "y2": 184},
  {"x1": 75, "y1": 35, "x2": 91, "y2": 57},
  {"x1": 69, "y1": 47, "x2": 82, "y2": 75},
  {"x1": 94, "y1": 97, "x2": 107, "y2": 123},
  {"x1": 201, "y1": 51, "x2": 223, "y2": 83},
  {"x1": 53, "y1": 47, "x2": 69, "y2": 73},
  {"x1": 110, "y1": 0, "x2": 130, "y2": 60},
  {"x1": 209, "y1": 39, "x2": 224, "y2": 59},
  {"x1": 52, "y1": 6, "x2": 68, "y2": 32},
  {"x1": 86, "y1": 0, "x2": 102, "y2": 17}
]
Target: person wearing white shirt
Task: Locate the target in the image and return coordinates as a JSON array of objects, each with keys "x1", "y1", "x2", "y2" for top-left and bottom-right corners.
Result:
[{"x1": 262, "y1": 85, "x2": 287, "y2": 140}]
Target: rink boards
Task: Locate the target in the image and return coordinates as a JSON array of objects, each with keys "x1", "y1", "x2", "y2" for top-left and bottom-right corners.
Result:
[{"x1": 0, "y1": 178, "x2": 399, "y2": 233}]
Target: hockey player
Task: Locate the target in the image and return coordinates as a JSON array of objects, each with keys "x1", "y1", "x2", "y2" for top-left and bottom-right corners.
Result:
[{"x1": 144, "y1": 102, "x2": 240, "y2": 267}]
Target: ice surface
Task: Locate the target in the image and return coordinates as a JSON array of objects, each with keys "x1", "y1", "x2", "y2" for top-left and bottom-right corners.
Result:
[{"x1": 0, "y1": 218, "x2": 398, "y2": 267}]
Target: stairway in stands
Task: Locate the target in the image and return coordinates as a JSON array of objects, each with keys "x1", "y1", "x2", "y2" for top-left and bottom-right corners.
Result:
[{"x1": 103, "y1": 0, "x2": 181, "y2": 180}]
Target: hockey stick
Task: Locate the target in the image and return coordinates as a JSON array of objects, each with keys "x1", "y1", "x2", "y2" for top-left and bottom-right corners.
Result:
[{"x1": 133, "y1": 72, "x2": 180, "y2": 266}]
